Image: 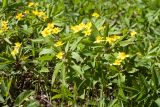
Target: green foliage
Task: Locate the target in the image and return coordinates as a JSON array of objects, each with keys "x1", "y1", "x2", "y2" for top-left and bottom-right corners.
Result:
[
  {"x1": 14, "y1": 91, "x2": 35, "y2": 106},
  {"x1": 0, "y1": 0, "x2": 160, "y2": 106}
]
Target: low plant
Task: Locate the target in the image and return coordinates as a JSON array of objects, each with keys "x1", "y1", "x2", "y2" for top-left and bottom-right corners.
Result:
[{"x1": 0, "y1": 0, "x2": 160, "y2": 107}]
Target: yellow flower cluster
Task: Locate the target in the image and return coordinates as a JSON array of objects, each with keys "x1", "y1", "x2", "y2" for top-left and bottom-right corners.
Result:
[
  {"x1": 16, "y1": 10, "x2": 47, "y2": 21},
  {"x1": 106, "y1": 35, "x2": 120, "y2": 45},
  {"x1": 54, "y1": 41, "x2": 64, "y2": 47},
  {"x1": 113, "y1": 59, "x2": 122, "y2": 66},
  {"x1": 16, "y1": 13, "x2": 24, "y2": 21},
  {"x1": 52, "y1": 27, "x2": 61, "y2": 34},
  {"x1": 71, "y1": 22, "x2": 92, "y2": 36},
  {"x1": 28, "y1": 2, "x2": 48, "y2": 21},
  {"x1": 11, "y1": 42, "x2": 22, "y2": 57},
  {"x1": 130, "y1": 31, "x2": 137, "y2": 37},
  {"x1": 28, "y1": 2, "x2": 38, "y2": 7},
  {"x1": 71, "y1": 23, "x2": 85, "y2": 33},
  {"x1": 93, "y1": 34, "x2": 121, "y2": 44},
  {"x1": 92, "y1": 12, "x2": 100, "y2": 18},
  {"x1": 94, "y1": 35, "x2": 104, "y2": 43},
  {"x1": 1, "y1": 21, "x2": 9, "y2": 31},
  {"x1": 41, "y1": 23, "x2": 61, "y2": 37},
  {"x1": 42, "y1": 16, "x2": 48, "y2": 21},
  {"x1": 113, "y1": 52, "x2": 129, "y2": 66},
  {"x1": 83, "y1": 22, "x2": 92, "y2": 36},
  {"x1": 32, "y1": 10, "x2": 46, "y2": 17},
  {"x1": 56, "y1": 52, "x2": 64, "y2": 59}
]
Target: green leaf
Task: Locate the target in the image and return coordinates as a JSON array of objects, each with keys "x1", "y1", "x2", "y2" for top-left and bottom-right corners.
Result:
[
  {"x1": 52, "y1": 94, "x2": 62, "y2": 99},
  {"x1": 70, "y1": 37, "x2": 83, "y2": 51},
  {"x1": 39, "y1": 48, "x2": 54, "y2": 55},
  {"x1": 123, "y1": 86, "x2": 139, "y2": 93},
  {"x1": 65, "y1": 42, "x2": 70, "y2": 53},
  {"x1": 20, "y1": 26, "x2": 33, "y2": 35},
  {"x1": 31, "y1": 38, "x2": 44, "y2": 42},
  {"x1": 155, "y1": 98, "x2": 160, "y2": 107},
  {"x1": 71, "y1": 64, "x2": 83, "y2": 76},
  {"x1": 4, "y1": 38, "x2": 12, "y2": 44},
  {"x1": 128, "y1": 68, "x2": 138, "y2": 73},
  {"x1": 0, "y1": 94, "x2": 4, "y2": 103},
  {"x1": 108, "y1": 99, "x2": 118, "y2": 107},
  {"x1": 1, "y1": 78, "x2": 12, "y2": 97},
  {"x1": 51, "y1": 62, "x2": 63, "y2": 85},
  {"x1": 119, "y1": 73, "x2": 125, "y2": 83},
  {"x1": 60, "y1": 84, "x2": 72, "y2": 99},
  {"x1": 119, "y1": 38, "x2": 135, "y2": 47},
  {"x1": 14, "y1": 91, "x2": 34, "y2": 107},
  {"x1": 71, "y1": 52, "x2": 83, "y2": 62},
  {"x1": 147, "y1": 44, "x2": 159, "y2": 55},
  {"x1": 136, "y1": 88, "x2": 148, "y2": 102},
  {"x1": 2, "y1": 105, "x2": 9, "y2": 107},
  {"x1": 139, "y1": 74, "x2": 148, "y2": 92},
  {"x1": 2, "y1": 0, "x2": 8, "y2": 8},
  {"x1": 53, "y1": 0, "x2": 64, "y2": 16},
  {"x1": 40, "y1": 67, "x2": 49, "y2": 73},
  {"x1": 95, "y1": 18, "x2": 106, "y2": 29},
  {"x1": 79, "y1": 90, "x2": 85, "y2": 99},
  {"x1": 27, "y1": 100, "x2": 39, "y2": 107},
  {"x1": 118, "y1": 87, "x2": 127, "y2": 102},
  {"x1": 151, "y1": 65, "x2": 159, "y2": 88},
  {"x1": 22, "y1": 25, "x2": 33, "y2": 34},
  {"x1": 37, "y1": 54, "x2": 54, "y2": 61}
]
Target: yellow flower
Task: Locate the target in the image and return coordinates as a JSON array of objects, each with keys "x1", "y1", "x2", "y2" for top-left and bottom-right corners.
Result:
[
  {"x1": 85, "y1": 22, "x2": 92, "y2": 30},
  {"x1": 11, "y1": 42, "x2": 21, "y2": 57},
  {"x1": 112, "y1": 35, "x2": 120, "y2": 41},
  {"x1": 71, "y1": 22, "x2": 92, "y2": 34},
  {"x1": 52, "y1": 27, "x2": 61, "y2": 34},
  {"x1": 94, "y1": 36, "x2": 104, "y2": 43},
  {"x1": 11, "y1": 49, "x2": 18, "y2": 57},
  {"x1": 16, "y1": 13, "x2": 24, "y2": 21},
  {"x1": 15, "y1": 42, "x2": 22, "y2": 49},
  {"x1": 37, "y1": 11, "x2": 45, "y2": 17},
  {"x1": 92, "y1": 12, "x2": 100, "y2": 18},
  {"x1": 79, "y1": 23, "x2": 85, "y2": 29},
  {"x1": 1, "y1": 21, "x2": 9, "y2": 31},
  {"x1": 71, "y1": 25, "x2": 80, "y2": 33},
  {"x1": 106, "y1": 37, "x2": 112, "y2": 44},
  {"x1": 82, "y1": 29, "x2": 92, "y2": 36},
  {"x1": 71, "y1": 23, "x2": 85, "y2": 33},
  {"x1": 1, "y1": 21, "x2": 8, "y2": 26},
  {"x1": 28, "y1": 2, "x2": 38, "y2": 7},
  {"x1": 41, "y1": 28, "x2": 52, "y2": 37},
  {"x1": 106, "y1": 35, "x2": 120, "y2": 45},
  {"x1": 113, "y1": 59, "x2": 122, "y2": 66},
  {"x1": 55, "y1": 41, "x2": 64, "y2": 47},
  {"x1": 2, "y1": 26, "x2": 8, "y2": 31},
  {"x1": 32, "y1": 10, "x2": 45, "y2": 17},
  {"x1": 28, "y1": 2, "x2": 34, "y2": 7},
  {"x1": 43, "y1": 16, "x2": 48, "y2": 21},
  {"x1": 56, "y1": 52, "x2": 64, "y2": 59},
  {"x1": 47, "y1": 23, "x2": 54, "y2": 29},
  {"x1": 32, "y1": 10, "x2": 39, "y2": 16},
  {"x1": 117, "y1": 52, "x2": 129, "y2": 60},
  {"x1": 130, "y1": 31, "x2": 137, "y2": 37}
]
